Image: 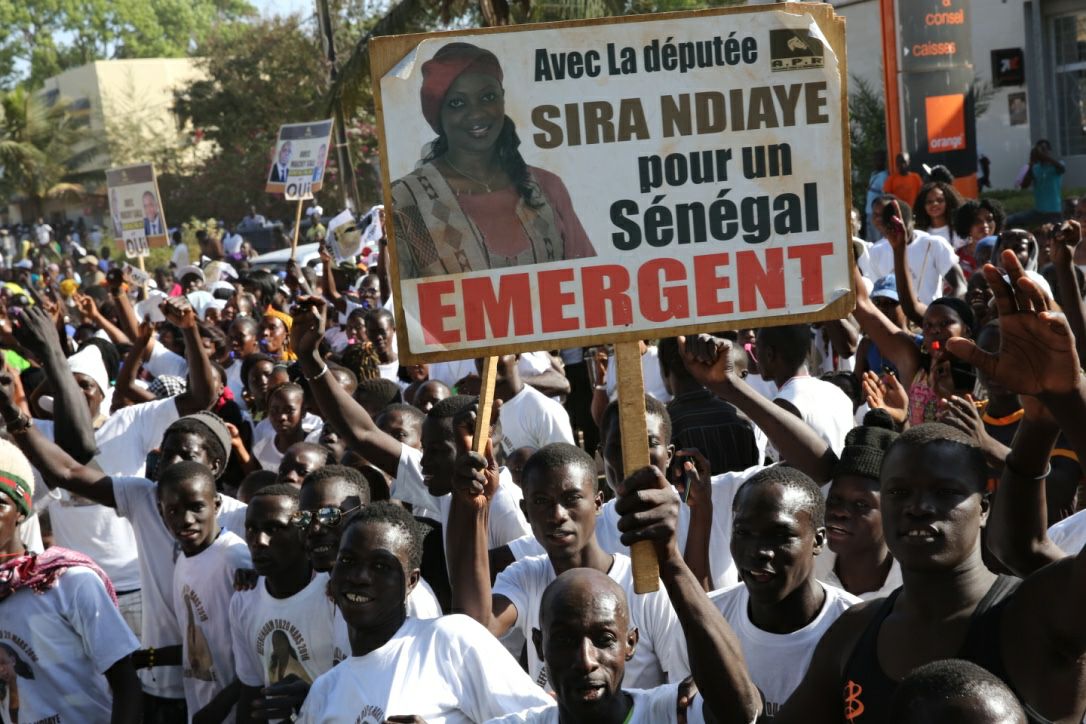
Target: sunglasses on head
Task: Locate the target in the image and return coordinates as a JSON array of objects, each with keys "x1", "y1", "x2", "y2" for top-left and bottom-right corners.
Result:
[{"x1": 290, "y1": 503, "x2": 363, "y2": 530}]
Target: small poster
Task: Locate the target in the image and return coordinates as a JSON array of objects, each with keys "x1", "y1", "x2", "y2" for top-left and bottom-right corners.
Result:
[
  {"x1": 105, "y1": 163, "x2": 168, "y2": 258},
  {"x1": 265, "y1": 120, "x2": 334, "y2": 200}
]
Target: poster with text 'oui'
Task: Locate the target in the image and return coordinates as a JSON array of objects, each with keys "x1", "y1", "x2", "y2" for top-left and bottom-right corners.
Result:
[{"x1": 371, "y1": 2, "x2": 852, "y2": 362}]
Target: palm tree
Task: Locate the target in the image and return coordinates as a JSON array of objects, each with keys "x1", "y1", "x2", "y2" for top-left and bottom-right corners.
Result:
[{"x1": 0, "y1": 86, "x2": 98, "y2": 219}]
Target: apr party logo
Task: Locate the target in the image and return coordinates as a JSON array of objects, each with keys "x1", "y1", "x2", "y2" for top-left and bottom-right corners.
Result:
[
  {"x1": 769, "y1": 28, "x2": 825, "y2": 72},
  {"x1": 355, "y1": 706, "x2": 385, "y2": 724}
]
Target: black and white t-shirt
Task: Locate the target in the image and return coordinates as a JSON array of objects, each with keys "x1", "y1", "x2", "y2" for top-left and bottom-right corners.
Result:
[
  {"x1": 0, "y1": 566, "x2": 140, "y2": 722},
  {"x1": 113, "y1": 476, "x2": 247, "y2": 698},
  {"x1": 173, "y1": 530, "x2": 252, "y2": 718}
]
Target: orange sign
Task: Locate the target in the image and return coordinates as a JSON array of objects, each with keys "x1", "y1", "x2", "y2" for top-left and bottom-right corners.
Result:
[{"x1": 925, "y1": 93, "x2": 966, "y2": 153}]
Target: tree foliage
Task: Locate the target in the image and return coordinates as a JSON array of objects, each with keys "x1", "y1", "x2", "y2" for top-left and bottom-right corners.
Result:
[
  {"x1": 0, "y1": 86, "x2": 97, "y2": 217},
  {"x1": 169, "y1": 16, "x2": 382, "y2": 223},
  {"x1": 848, "y1": 73, "x2": 887, "y2": 213},
  {"x1": 0, "y1": 0, "x2": 256, "y2": 89}
]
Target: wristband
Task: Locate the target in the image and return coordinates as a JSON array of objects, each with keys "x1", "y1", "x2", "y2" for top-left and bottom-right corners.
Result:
[
  {"x1": 1003, "y1": 455, "x2": 1051, "y2": 481},
  {"x1": 593, "y1": 384, "x2": 608, "y2": 392},
  {"x1": 305, "y1": 364, "x2": 330, "y2": 382}
]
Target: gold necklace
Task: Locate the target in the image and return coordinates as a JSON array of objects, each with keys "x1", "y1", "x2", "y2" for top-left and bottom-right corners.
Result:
[{"x1": 443, "y1": 155, "x2": 497, "y2": 193}]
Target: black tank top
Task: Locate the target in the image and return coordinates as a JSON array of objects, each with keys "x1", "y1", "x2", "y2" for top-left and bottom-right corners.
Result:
[{"x1": 840, "y1": 575, "x2": 1053, "y2": 723}]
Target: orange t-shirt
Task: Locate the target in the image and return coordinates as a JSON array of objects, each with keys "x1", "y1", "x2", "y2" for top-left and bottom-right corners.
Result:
[{"x1": 883, "y1": 172, "x2": 923, "y2": 207}]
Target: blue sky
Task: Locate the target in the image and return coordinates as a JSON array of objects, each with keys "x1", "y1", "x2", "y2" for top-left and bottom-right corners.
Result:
[{"x1": 252, "y1": 0, "x2": 317, "y2": 19}]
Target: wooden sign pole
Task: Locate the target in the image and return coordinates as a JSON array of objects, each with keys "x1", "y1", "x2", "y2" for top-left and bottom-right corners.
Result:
[
  {"x1": 137, "y1": 254, "x2": 148, "y2": 297},
  {"x1": 614, "y1": 340, "x2": 660, "y2": 594},
  {"x1": 290, "y1": 199, "x2": 304, "y2": 262},
  {"x1": 473, "y1": 356, "x2": 499, "y2": 454}
]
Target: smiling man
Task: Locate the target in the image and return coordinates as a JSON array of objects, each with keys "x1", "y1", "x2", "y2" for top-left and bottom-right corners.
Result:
[
  {"x1": 710, "y1": 465, "x2": 859, "y2": 719},
  {"x1": 297, "y1": 502, "x2": 552, "y2": 722}
]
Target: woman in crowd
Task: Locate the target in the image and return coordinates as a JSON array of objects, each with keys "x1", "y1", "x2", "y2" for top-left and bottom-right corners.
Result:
[{"x1": 391, "y1": 42, "x2": 595, "y2": 278}]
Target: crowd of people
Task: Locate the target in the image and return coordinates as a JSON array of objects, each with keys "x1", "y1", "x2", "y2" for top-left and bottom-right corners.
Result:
[{"x1": 2, "y1": 156, "x2": 1086, "y2": 724}]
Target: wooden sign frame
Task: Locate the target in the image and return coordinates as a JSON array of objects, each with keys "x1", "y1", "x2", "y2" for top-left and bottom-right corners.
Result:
[{"x1": 369, "y1": 2, "x2": 852, "y2": 365}]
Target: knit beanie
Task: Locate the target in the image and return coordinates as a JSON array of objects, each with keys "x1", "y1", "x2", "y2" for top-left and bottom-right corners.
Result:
[
  {"x1": 167, "y1": 411, "x2": 232, "y2": 475},
  {"x1": 833, "y1": 418, "x2": 899, "y2": 481}
]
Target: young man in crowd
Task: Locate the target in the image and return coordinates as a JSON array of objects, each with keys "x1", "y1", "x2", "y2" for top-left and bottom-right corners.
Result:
[
  {"x1": 297, "y1": 502, "x2": 554, "y2": 722},
  {"x1": 679, "y1": 252, "x2": 1086, "y2": 723},
  {"x1": 160, "y1": 461, "x2": 251, "y2": 721},
  {"x1": 711, "y1": 466, "x2": 860, "y2": 718},
  {"x1": 449, "y1": 441, "x2": 691, "y2": 690},
  {"x1": 231, "y1": 485, "x2": 338, "y2": 723}
]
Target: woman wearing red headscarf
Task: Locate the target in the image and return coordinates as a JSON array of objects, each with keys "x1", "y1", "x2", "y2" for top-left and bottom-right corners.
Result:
[{"x1": 391, "y1": 42, "x2": 595, "y2": 278}]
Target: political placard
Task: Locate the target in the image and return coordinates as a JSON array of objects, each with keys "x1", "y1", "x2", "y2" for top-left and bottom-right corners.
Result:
[
  {"x1": 265, "y1": 120, "x2": 335, "y2": 200},
  {"x1": 371, "y1": 3, "x2": 851, "y2": 362},
  {"x1": 105, "y1": 163, "x2": 168, "y2": 259}
]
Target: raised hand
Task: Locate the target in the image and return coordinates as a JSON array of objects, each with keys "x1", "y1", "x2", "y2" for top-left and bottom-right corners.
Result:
[
  {"x1": 615, "y1": 465, "x2": 682, "y2": 562},
  {"x1": 946, "y1": 250, "x2": 1080, "y2": 397},
  {"x1": 13, "y1": 303, "x2": 63, "y2": 357},
  {"x1": 678, "y1": 334, "x2": 736, "y2": 390},
  {"x1": 161, "y1": 296, "x2": 197, "y2": 330},
  {"x1": 1049, "y1": 220, "x2": 1082, "y2": 267},
  {"x1": 938, "y1": 395, "x2": 1007, "y2": 465},
  {"x1": 288, "y1": 296, "x2": 326, "y2": 360},
  {"x1": 862, "y1": 370, "x2": 907, "y2": 425},
  {"x1": 885, "y1": 199, "x2": 908, "y2": 252},
  {"x1": 672, "y1": 447, "x2": 710, "y2": 509},
  {"x1": 74, "y1": 293, "x2": 100, "y2": 322}
]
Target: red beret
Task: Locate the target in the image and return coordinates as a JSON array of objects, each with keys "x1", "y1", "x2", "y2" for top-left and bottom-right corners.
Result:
[{"x1": 420, "y1": 43, "x2": 504, "y2": 134}]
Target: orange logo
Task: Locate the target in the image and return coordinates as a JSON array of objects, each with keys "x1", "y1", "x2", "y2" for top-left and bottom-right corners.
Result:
[
  {"x1": 925, "y1": 93, "x2": 967, "y2": 152},
  {"x1": 844, "y1": 680, "x2": 865, "y2": 721}
]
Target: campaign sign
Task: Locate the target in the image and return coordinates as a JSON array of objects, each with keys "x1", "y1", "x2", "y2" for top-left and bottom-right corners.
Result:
[
  {"x1": 371, "y1": 3, "x2": 852, "y2": 361},
  {"x1": 265, "y1": 120, "x2": 335, "y2": 200}
]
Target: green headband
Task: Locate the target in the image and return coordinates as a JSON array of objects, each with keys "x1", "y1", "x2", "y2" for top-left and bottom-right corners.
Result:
[{"x1": 0, "y1": 471, "x2": 32, "y2": 516}]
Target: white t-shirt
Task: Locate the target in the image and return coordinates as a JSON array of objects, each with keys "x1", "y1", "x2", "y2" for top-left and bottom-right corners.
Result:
[
  {"x1": 496, "y1": 384, "x2": 574, "y2": 459},
  {"x1": 38, "y1": 489, "x2": 141, "y2": 591},
  {"x1": 429, "y1": 360, "x2": 477, "y2": 390},
  {"x1": 710, "y1": 581, "x2": 860, "y2": 718},
  {"x1": 926, "y1": 225, "x2": 966, "y2": 250},
  {"x1": 0, "y1": 566, "x2": 140, "y2": 723},
  {"x1": 230, "y1": 571, "x2": 339, "y2": 689},
  {"x1": 1049, "y1": 509, "x2": 1086, "y2": 555},
  {"x1": 112, "y1": 476, "x2": 247, "y2": 698},
  {"x1": 865, "y1": 231, "x2": 958, "y2": 305},
  {"x1": 146, "y1": 339, "x2": 190, "y2": 379},
  {"x1": 172, "y1": 242, "x2": 191, "y2": 268},
  {"x1": 173, "y1": 530, "x2": 252, "y2": 719},
  {"x1": 814, "y1": 550, "x2": 903, "y2": 602},
  {"x1": 604, "y1": 346, "x2": 672, "y2": 403},
  {"x1": 486, "y1": 685, "x2": 710, "y2": 724},
  {"x1": 493, "y1": 553, "x2": 691, "y2": 690},
  {"x1": 251, "y1": 413, "x2": 324, "y2": 471},
  {"x1": 596, "y1": 466, "x2": 763, "y2": 591},
  {"x1": 297, "y1": 615, "x2": 553, "y2": 724},
  {"x1": 773, "y1": 375, "x2": 854, "y2": 457},
  {"x1": 391, "y1": 445, "x2": 531, "y2": 549}
]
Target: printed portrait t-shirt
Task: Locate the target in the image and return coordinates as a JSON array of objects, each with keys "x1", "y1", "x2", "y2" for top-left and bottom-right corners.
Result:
[
  {"x1": 297, "y1": 615, "x2": 552, "y2": 724},
  {"x1": 172, "y1": 530, "x2": 252, "y2": 719},
  {"x1": 113, "y1": 475, "x2": 247, "y2": 698},
  {"x1": 230, "y1": 572, "x2": 341, "y2": 689},
  {"x1": 0, "y1": 566, "x2": 140, "y2": 723},
  {"x1": 492, "y1": 552, "x2": 691, "y2": 691}
]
